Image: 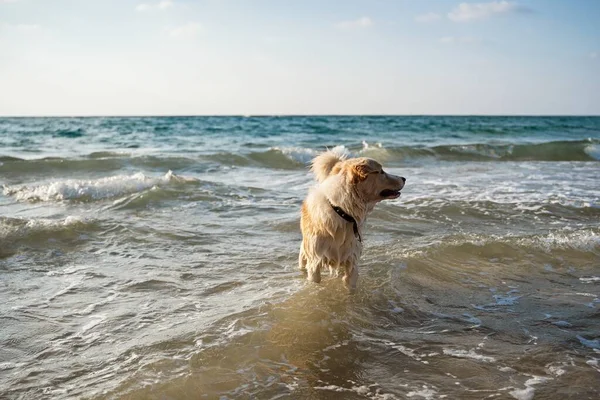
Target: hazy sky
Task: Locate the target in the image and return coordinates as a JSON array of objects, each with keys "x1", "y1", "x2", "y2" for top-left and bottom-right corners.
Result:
[{"x1": 1, "y1": 0, "x2": 598, "y2": 116}]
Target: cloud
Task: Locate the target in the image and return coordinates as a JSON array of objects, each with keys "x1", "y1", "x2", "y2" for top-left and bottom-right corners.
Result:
[
  {"x1": 448, "y1": 1, "x2": 531, "y2": 22},
  {"x1": 415, "y1": 13, "x2": 442, "y2": 23},
  {"x1": 1, "y1": 0, "x2": 21, "y2": 3},
  {"x1": 335, "y1": 17, "x2": 373, "y2": 30},
  {"x1": 136, "y1": 1, "x2": 173, "y2": 12},
  {"x1": 168, "y1": 22, "x2": 201, "y2": 38},
  {"x1": 440, "y1": 36, "x2": 482, "y2": 45},
  {"x1": 590, "y1": 52, "x2": 598, "y2": 59}
]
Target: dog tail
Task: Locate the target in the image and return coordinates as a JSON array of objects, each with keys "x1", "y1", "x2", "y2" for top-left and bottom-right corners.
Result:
[{"x1": 311, "y1": 150, "x2": 346, "y2": 183}]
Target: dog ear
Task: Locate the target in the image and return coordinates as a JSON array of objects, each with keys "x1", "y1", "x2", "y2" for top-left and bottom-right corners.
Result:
[{"x1": 350, "y1": 162, "x2": 372, "y2": 183}]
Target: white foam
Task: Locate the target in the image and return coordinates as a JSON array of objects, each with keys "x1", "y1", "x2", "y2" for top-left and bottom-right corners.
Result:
[
  {"x1": 46, "y1": 264, "x2": 89, "y2": 277},
  {"x1": 0, "y1": 362, "x2": 25, "y2": 371},
  {"x1": 80, "y1": 314, "x2": 107, "y2": 334},
  {"x1": 584, "y1": 144, "x2": 600, "y2": 160},
  {"x1": 443, "y1": 348, "x2": 496, "y2": 363},
  {"x1": 580, "y1": 277, "x2": 600, "y2": 283},
  {"x1": 48, "y1": 279, "x2": 81, "y2": 301},
  {"x1": 360, "y1": 141, "x2": 390, "y2": 160},
  {"x1": 545, "y1": 363, "x2": 566, "y2": 376},
  {"x1": 72, "y1": 292, "x2": 118, "y2": 316},
  {"x1": 402, "y1": 160, "x2": 599, "y2": 213},
  {"x1": 586, "y1": 358, "x2": 599, "y2": 373},
  {"x1": 407, "y1": 385, "x2": 437, "y2": 399},
  {"x1": 323, "y1": 340, "x2": 350, "y2": 352},
  {"x1": 509, "y1": 376, "x2": 551, "y2": 400},
  {"x1": 451, "y1": 230, "x2": 600, "y2": 254},
  {"x1": 385, "y1": 341, "x2": 426, "y2": 362},
  {"x1": 273, "y1": 146, "x2": 319, "y2": 164},
  {"x1": 528, "y1": 231, "x2": 600, "y2": 253},
  {"x1": 314, "y1": 383, "x2": 399, "y2": 399},
  {"x1": 0, "y1": 216, "x2": 89, "y2": 240},
  {"x1": 3, "y1": 170, "x2": 193, "y2": 202}
]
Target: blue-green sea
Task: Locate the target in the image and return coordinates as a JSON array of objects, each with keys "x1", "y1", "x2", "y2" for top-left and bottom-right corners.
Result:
[{"x1": 1, "y1": 116, "x2": 599, "y2": 399}]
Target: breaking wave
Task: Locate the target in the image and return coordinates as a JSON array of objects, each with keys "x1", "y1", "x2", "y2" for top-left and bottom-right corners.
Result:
[
  {"x1": 414, "y1": 229, "x2": 600, "y2": 258},
  {"x1": 1, "y1": 140, "x2": 597, "y2": 175},
  {"x1": 0, "y1": 216, "x2": 101, "y2": 255},
  {"x1": 3, "y1": 171, "x2": 198, "y2": 202},
  {"x1": 210, "y1": 139, "x2": 600, "y2": 168}
]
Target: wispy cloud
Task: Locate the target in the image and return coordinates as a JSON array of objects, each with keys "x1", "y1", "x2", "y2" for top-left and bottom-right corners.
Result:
[
  {"x1": 168, "y1": 22, "x2": 201, "y2": 38},
  {"x1": 440, "y1": 36, "x2": 482, "y2": 45},
  {"x1": 415, "y1": 13, "x2": 442, "y2": 23},
  {"x1": 335, "y1": 17, "x2": 373, "y2": 30},
  {"x1": 590, "y1": 52, "x2": 598, "y2": 59},
  {"x1": 448, "y1": 1, "x2": 531, "y2": 22},
  {"x1": 136, "y1": 0, "x2": 173, "y2": 12}
]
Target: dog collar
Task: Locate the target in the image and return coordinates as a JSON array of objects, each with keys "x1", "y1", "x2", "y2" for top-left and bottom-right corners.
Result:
[{"x1": 329, "y1": 202, "x2": 362, "y2": 243}]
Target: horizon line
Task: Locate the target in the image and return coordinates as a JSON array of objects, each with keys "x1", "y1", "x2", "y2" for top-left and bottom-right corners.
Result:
[{"x1": 1, "y1": 113, "x2": 599, "y2": 118}]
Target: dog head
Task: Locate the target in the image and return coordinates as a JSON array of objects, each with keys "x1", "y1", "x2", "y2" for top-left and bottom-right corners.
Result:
[{"x1": 311, "y1": 150, "x2": 405, "y2": 204}]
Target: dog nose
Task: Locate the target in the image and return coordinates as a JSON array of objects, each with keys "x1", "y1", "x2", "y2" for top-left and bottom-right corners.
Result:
[{"x1": 400, "y1": 177, "x2": 406, "y2": 183}]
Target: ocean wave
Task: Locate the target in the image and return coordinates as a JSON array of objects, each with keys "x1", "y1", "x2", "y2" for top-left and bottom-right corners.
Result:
[
  {"x1": 270, "y1": 144, "x2": 352, "y2": 165},
  {"x1": 3, "y1": 171, "x2": 198, "y2": 202},
  {"x1": 381, "y1": 229, "x2": 600, "y2": 266},
  {"x1": 1, "y1": 139, "x2": 597, "y2": 176},
  {"x1": 205, "y1": 143, "x2": 385, "y2": 169},
  {"x1": 394, "y1": 199, "x2": 600, "y2": 223},
  {"x1": 54, "y1": 128, "x2": 85, "y2": 138},
  {"x1": 516, "y1": 230, "x2": 600, "y2": 253},
  {"x1": 0, "y1": 154, "x2": 198, "y2": 176},
  {"x1": 200, "y1": 139, "x2": 600, "y2": 169},
  {"x1": 431, "y1": 139, "x2": 600, "y2": 161},
  {"x1": 429, "y1": 229, "x2": 600, "y2": 256},
  {"x1": 289, "y1": 139, "x2": 599, "y2": 164},
  {"x1": 584, "y1": 144, "x2": 600, "y2": 160},
  {"x1": 0, "y1": 216, "x2": 100, "y2": 250}
]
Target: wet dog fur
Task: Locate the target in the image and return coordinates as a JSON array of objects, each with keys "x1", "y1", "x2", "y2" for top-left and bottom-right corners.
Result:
[{"x1": 299, "y1": 150, "x2": 405, "y2": 290}]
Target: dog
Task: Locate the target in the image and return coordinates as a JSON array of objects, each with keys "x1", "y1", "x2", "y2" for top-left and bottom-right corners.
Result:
[{"x1": 298, "y1": 150, "x2": 405, "y2": 290}]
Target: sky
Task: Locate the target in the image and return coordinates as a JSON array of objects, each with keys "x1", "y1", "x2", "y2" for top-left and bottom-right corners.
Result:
[{"x1": 0, "y1": 0, "x2": 598, "y2": 116}]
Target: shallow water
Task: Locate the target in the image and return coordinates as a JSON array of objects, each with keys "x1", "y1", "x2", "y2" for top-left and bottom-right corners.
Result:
[{"x1": 1, "y1": 116, "x2": 599, "y2": 399}]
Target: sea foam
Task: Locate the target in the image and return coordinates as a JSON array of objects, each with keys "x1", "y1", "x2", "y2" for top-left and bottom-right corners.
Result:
[
  {"x1": 3, "y1": 171, "x2": 195, "y2": 202},
  {"x1": 0, "y1": 216, "x2": 93, "y2": 241}
]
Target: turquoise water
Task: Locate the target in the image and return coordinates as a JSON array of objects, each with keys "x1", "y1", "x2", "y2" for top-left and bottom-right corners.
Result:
[
  {"x1": 1, "y1": 116, "x2": 599, "y2": 399},
  {"x1": 1, "y1": 116, "x2": 599, "y2": 162}
]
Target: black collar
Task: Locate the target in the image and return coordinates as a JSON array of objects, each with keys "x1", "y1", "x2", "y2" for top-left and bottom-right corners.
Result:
[{"x1": 329, "y1": 202, "x2": 362, "y2": 243}]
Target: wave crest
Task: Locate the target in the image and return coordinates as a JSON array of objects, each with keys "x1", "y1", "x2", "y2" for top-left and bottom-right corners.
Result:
[
  {"x1": 3, "y1": 171, "x2": 197, "y2": 202},
  {"x1": 210, "y1": 139, "x2": 600, "y2": 169}
]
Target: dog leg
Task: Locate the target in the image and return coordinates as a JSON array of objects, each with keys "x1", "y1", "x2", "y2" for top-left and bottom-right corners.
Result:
[
  {"x1": 306, "y1": 262, "x2": 321, "y2": 283},
  {"x1": 343, "y1": 263, "x2": 359, "y2": 291},
  {"x1": 298, "y1": 244, "x2": 307, "y2": 272}
]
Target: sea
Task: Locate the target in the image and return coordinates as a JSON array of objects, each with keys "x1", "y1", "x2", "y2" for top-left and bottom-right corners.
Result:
[{"x1": 1, "y1": 116, "x2": 599, "y2": 400}]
